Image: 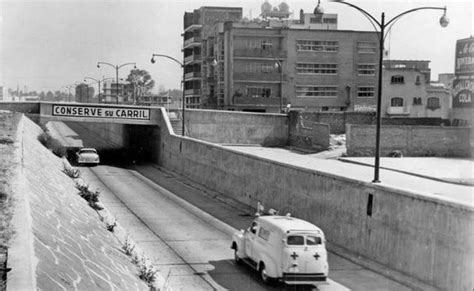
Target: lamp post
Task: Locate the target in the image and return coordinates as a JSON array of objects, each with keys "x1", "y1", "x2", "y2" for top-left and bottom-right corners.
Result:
[
  {"x1": 322, "y1": 0, "x2": 448, "y2": 183},
  {"x1": 97, "y1": 62, "x2": 136, "y2": 104},
  {"x1": 150, "y1": 53, "x2": 186, "y2": 136},
  {"x1": 84, "y1": 77, "x2": 101, "y2": 103},
  {"x1": 274, "y1": 60, "x2": 283, "y2": 113}
]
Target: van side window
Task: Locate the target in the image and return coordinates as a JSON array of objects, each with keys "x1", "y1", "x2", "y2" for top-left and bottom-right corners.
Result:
[
  {"x1": 287, "y1": 235, "x2": 304, "y2": 245},
  {"x1": 258, "y1": 227, "x2": 270, "y2": 241},
  {"x1": 306, "y1": 236, "x2": 322, "y2": 245}
]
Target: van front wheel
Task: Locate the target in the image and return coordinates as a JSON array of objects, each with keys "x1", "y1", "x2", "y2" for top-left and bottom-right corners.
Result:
[
  {"x1": 234, "y1": 250, "x2": 242, "y2": 265},
  {"x1": 259, "y1": 263, "x2": 271, "y2": 284}
]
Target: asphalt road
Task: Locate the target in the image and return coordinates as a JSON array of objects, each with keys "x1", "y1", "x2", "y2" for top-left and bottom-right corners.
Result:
[{"x1": 80, "y1": 165, "x2": 352, "y2": 291}]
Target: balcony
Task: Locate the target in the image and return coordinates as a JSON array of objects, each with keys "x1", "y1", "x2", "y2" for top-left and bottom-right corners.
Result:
[
  {"x1": 184, "y1": 24, "x2": 202, "y2": 33},
  {"x1": 233, "y1": 72, "x2": 286, "y2": 82},
  {"x1": 387, "y1": 106, "x2": 410, "y2": 115},
  {"x1": 184, "y1": 54, "x2": 202, "y2": 65},
  {"x1": 185, "y1": 89, "x2": 201, "y2": 96},
  {"x1": 183, "y1": 36, "x2": 202, "y2": 49},
  {"x1": 233, "y1": 48, "x2": 287, "y2": 59},
  {"x1": 184, "y1": 72, "x2": 202, "y2": 80},
  {"x1": 233, "y1": 96, "x2": 286, "y2": 105}
]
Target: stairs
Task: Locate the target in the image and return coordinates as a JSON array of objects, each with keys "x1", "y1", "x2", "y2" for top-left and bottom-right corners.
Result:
[{"x1": 167, "y1": 110, "x2": 183, "y2": 135}]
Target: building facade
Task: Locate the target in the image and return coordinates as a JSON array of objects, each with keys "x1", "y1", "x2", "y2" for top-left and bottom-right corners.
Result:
[
  {"x1": 183, "y1": 3, "x2": 379, "y2": 113},
  {"x1": 102, "y1": 80, "x2": 126, "y2": 104},
  {"x1": 382, "y1": 60, "x2": 451, "y2": 119}
]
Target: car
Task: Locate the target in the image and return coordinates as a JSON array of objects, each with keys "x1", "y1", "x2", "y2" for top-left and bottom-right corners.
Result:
[
  {"x1": 231, "y1": 210, "x2": 328, "y2": 287},
  {"x1": 76, "y1": 148, "x2": 100, "y2": 166}
]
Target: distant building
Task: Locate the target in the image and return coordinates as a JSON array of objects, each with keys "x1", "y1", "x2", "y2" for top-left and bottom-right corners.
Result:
[
  {"x1": 184, "y1": 2, "x2": 380, "y2": 113},
  {"x1": 102, "y1": 80, "x2": 126, "y2": 104},
  {"x1": 451, "y1": 36, "x2": 473, "y2": 126},
  {"x1": 382, "y1": 60, "x2": 450, "y2": 119}
]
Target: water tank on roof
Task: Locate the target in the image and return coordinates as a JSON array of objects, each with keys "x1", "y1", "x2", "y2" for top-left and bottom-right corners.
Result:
[
  {"x1": 261, "y1": 0, "x2": 272, "y2": 14},
  {"x1": 279, "y1": 2, "x2": 289, "y2": 13}
]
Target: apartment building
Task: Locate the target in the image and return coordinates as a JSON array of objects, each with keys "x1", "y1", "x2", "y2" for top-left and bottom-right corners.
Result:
[
  {"x1": 184, "y1": 3, "x2": 380, "y2": 113},
  {"x1": 102, "y1": 80, "x2": 127, "y2": 104},
  {"x1": 183, "y1": 6, "x2": 243, "y2": 109}
]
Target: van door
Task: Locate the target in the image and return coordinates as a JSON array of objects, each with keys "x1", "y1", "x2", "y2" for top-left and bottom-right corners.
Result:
[
  {"x1": 283, "y1": 234, "x2": 327, "y2": 274},
  {"x1": 245, "y1": 221, "x2": 258, "y2": 261}
]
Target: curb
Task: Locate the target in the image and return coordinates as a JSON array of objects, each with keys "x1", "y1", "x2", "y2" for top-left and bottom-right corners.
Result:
[
  {"x1": 337, "y1": 157, "x2": 473, "y2": 186},
  {"x1": 7, "y1": 115, "x2": 37, "y2": 291},
  {"x1": 130, "y1": 170, "x2": 238, "y2": 237}
]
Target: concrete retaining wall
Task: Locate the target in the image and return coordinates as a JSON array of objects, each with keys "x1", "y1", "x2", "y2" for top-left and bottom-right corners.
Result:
[
  {"x1": 347, "y1": 124, "x2": 472, "y2": 157},
  {"x1": 288, "y1": 111, "x2": 330, "y2": 152},
  {"x1": 156, "y1": 108, "x2": 473, "y2": 290},
  {"x1": 184, "y1": 109, "x2": 288, "y2": 146}
]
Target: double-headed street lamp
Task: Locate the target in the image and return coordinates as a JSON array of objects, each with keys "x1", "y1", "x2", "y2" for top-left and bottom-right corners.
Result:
[
  {"x1": 150, "y1": 53, "x2": 186, "y2": 136},
  {"x1": 97, "y1": 62, "x2": 136, "y2": 104},
  {"x1": 323, "y1": 0, "x2": 449, "y2": 183}
]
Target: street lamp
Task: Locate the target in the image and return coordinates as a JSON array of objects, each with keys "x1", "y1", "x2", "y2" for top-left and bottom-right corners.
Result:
[
  {"x1": 84, "y1": 77, "x2": 101, "y2": 103},
  {"x1": 150, "y1": 53, "x2": 186, "y2": 136},
  {"x1": 274, "y1": 60, "x2": 283, "y2": 113},
  {"x1": 97, "y1": 61, "x2": 136, "y2": 104},
  {"x1": 322, "y1": 0, "x2": 448, "y2": 183}
]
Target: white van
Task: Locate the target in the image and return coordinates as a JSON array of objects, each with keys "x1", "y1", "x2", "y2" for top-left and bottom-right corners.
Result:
[{"x1": 231, "y1": 214, "x2": 328, "y2": 287}]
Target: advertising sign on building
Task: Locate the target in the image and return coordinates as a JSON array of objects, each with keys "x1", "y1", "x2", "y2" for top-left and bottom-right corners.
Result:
[
  {"x1": 52, "y1": 104, "x2": 150, "y2": 120},
  {"x1": 454, "y1": 37, "x2": 474, "y2": 76},
  {"x1": 452, "y1": 78, "x2": 473, "y2": 108}
]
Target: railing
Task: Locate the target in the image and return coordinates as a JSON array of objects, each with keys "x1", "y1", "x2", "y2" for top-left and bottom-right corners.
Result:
[
  {"x1": 184, "y1": 54, "x2": 202, "y2": 65},
  {"x1": 233, "y1": 48, "x2": 287, "y2": 59},
  {"x1": 184, "y1": 89, "x2": 201, "y2": 96},
  {"x1": 184, "y1": 72, "x2": 202, "y2": 80},
  {"x1": 183, "y1": 36, "x2": 202, "y2": 47}
]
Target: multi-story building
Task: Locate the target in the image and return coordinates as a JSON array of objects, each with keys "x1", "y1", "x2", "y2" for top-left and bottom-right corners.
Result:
[
  {"x1": 451, "y1": 36, "x2": 473, "y2": 126},
  {"x1": 102, "y1": 80, "x2": 126, "y2": 104},
  {"x1": 382, "y1": 60, "x2": 451, "y2": 119},
  {"x1": 184, "y1": 2, "x2": 380, "y2": 113},
  {"x1": 183, "y1": 6, "x2": 243, "y2": 109}
]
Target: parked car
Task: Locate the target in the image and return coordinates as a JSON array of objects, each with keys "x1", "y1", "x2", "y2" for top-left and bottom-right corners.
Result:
[
  {"x1": 76, "y1": 148, "x2": 100, "y2": 166},
  {"x1": 231, "y1": 213, "x2": 328, "y2": 287}
]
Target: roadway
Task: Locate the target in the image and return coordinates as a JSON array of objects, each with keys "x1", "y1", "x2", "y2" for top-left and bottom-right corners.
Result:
[{"x1": 80, "y1": 165, "x2": 357, "y2": 291}]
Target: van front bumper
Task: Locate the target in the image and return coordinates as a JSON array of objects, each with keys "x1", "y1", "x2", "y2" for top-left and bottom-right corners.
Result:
[{"x1": 283, "y1": 273, "x2": 327, "y2": 284}]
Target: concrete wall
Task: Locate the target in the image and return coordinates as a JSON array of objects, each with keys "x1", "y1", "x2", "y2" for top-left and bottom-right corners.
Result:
[
  {"x1": 347, "y1": 124, "x2": 472, "y2": 157},
  {"x1": 0, "y1": 101, "x2": 40, "y2": 114},
  {"x1": 184, "y1": 109, "x2": 288, "y2": 146},
  {"x1": 63, "y1": 122, "x2": 128, "y2": 149},
  {"x1": 288, "y1": 111, "x2": 330, "y2": 152},
  {"x1": 156, "y1": 108, "x2": 473, "y2": 290}
]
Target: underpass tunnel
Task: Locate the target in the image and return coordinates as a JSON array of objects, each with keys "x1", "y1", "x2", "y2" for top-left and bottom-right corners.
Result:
[{"x1": 45, "y1": 121, "x2": 160, "y2": 166}]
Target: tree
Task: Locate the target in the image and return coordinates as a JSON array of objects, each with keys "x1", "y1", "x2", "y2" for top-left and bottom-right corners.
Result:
[
  {"x1": 126, "y1": 69, "x2": 155, "y2": 104},
  {"x1": 39, "y1": 91, "x2": 46, "y2": 100},
  {"x1": 46, "y1": 91, "x2": 54, "y2": 101}
]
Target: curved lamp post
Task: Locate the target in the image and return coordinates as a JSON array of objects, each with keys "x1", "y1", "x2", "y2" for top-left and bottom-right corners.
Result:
[
  {"x1": 97, "y1": 62, "x2": 136, "y2": 104},
  {"x1": 274, "y1": 60, "x2": 283, "y2": 113},
  {"x1": 324, "y1": 0, "x2": 448, "y2": 183},
  {"x1": 150, "y1": 53, "x2": 186, "y2": 136}
]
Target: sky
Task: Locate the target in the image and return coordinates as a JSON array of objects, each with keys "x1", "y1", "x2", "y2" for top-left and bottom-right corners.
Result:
[{"x1": 0, "y1": 0, "x2": 472, "y2": 94}]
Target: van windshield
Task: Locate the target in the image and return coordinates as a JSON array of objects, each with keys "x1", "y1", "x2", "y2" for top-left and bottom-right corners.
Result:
[{"x1": 287, "y1": 235, "x2": 322, "y2": 246}]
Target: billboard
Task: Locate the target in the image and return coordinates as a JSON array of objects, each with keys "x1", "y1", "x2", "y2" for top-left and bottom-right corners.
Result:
[
  {"x1": 52, "y1": 104, "x2": 150, "y2": 120},
  {"x1": 454, "y1": 37, "x2": 474, "y2": 76},
  {"x1": 452, "y1": 78, "x2": 473, "y2": 108}
]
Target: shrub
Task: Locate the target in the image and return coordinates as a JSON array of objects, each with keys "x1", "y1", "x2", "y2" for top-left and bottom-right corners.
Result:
[
  {"x1": 37, "y1": 131, "x2": 67, "y2": 158},
  {"x1": 75, "y1": 182, "x2": 103, "y2": 210},
  {"x1": 122, "y1": 236, "x2": 135, "y2": 256},
  {"x1": 62, "y1": 163, "x2": 80, "y2": 178},
  {"x1": 137, "y1": 257, "x2": 159, "y2": 285}
]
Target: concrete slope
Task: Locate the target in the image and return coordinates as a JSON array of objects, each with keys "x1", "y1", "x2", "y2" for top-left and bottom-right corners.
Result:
[{"x1": 7, "y1": 116, "x2": 149, "y2": 290}]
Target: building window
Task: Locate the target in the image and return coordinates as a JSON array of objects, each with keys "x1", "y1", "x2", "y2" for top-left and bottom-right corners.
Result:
[
  {"x1": 296, "y1": 85, "x2": 338, "y2": 98},
  {"x1": 391, "y1": 75, "x2": 405, "y2": 84},
  {"x1": 296, "y1": 63, "x2": 338, "y2": 74},
  {"x1": 357, "y1": 86, "x2": 375, "y2": 98},
  {"x1": 427, "y1": 97, "x2": 440, "y2": 109},
  {"x1": 391, "y1": 97, "x2": 404, "y2": 107},
  {"x1": 260, "y1": 64, "x2": 274, "y2": 73},
  {"x1": 357, "y1": 41, "x2": 377, "y2": 53},
  {"x1": 262, "y1": 40, "x2": 273, "y2": 50},
  {"x1": 357, "y1": 64, "x2": 376, "y2": 75},
  {"x1": 413, "y1": 97, "x2": 422, "y2": 105},
  {"x1": 415, "y1": 75, "x2": 421, "y2": 85},
  {"x1": 247, "y1": 87, "x2": 272, "y2": 98},
  {"x1": 296, "y1": 40, "x2": 339, "y2": 52}
]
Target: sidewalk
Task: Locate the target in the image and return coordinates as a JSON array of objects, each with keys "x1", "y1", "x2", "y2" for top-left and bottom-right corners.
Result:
[{"x1": 223, "y1": 146, "x2": 473, "y2": 207}]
